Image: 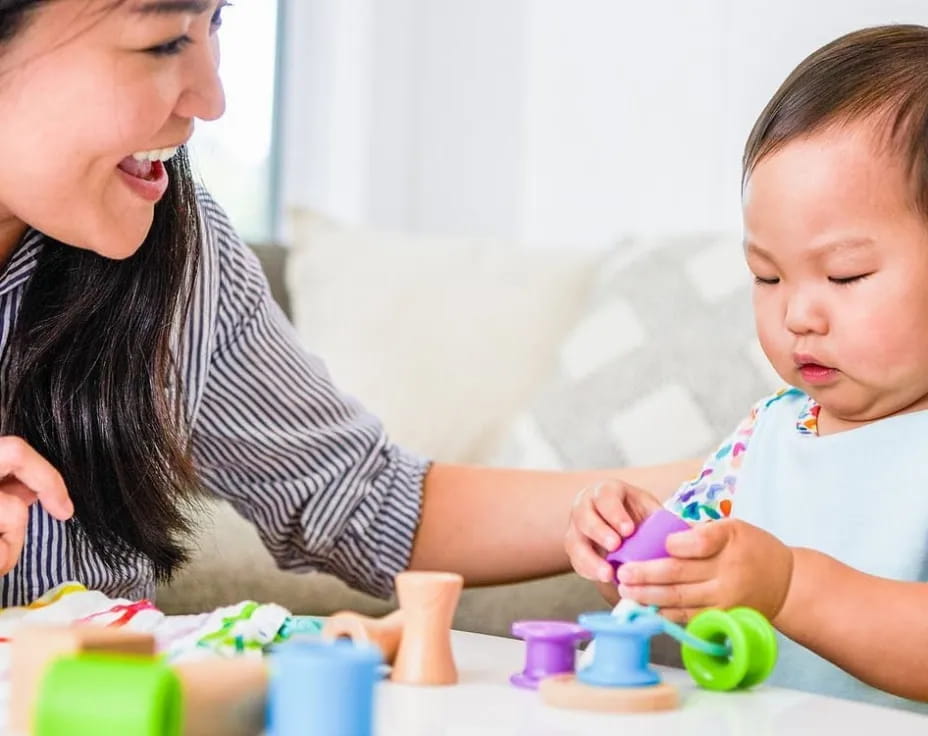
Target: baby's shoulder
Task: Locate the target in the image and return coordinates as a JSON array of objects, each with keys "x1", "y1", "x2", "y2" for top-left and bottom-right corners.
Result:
[
  {"x1": 665, "y1": 387, "x2": 809, "y2": 521},
  {"x1": 738, "y1": 386, "x2": 810, "y2": 433}
]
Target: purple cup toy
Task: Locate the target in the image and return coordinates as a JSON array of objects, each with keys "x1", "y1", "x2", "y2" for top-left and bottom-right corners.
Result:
[
  {"x1": 510, "y1": 620, "x2": 591, "y2": 690},
  {"x1": 605, "y1": 509, "x2": 691, "y2": 574}
]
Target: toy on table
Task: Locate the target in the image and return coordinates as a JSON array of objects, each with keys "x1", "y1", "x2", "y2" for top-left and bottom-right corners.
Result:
[
  {"x1": 34, "y1": 650, "x2": 182, "y2": 736},
  {"x1": 322, "y1": 570, "x2": 463, "y2": 686},
  {"x1": 19, "y1": 570, "x2": 463, "y2": 735},
  {"x1": 322, "y1": 609, "x2": 404, "y2": 664},
  {"x1": 512, "y1": 508, "x2": 777, "y2": 713},
  {"x1": 515, "y1": 604, "x2": 777, "y2": 713},
  {"x1": 509, "y1": 621, "x2": 590, "y2": 689},
  {"x1": 14, "y1": 625, "x2": 270, "y2": 736},
  {"x1": 174, "y1": 658, "x2": 269, "y2": 736},
  {"x1": 604, "y1": 508, "x2": 691, "y2": 573},
  {"x1": 267, "y1": 639, "x2": 381, "y2": 736},
  {"x1": 11, "y1": 625, "x2": 157, "y2": 735},
  {"x1": 578, "y1": 507, "x2": 693, "y2": 671}
]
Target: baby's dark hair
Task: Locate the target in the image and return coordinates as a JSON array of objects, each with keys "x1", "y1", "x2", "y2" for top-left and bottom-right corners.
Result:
[{"x1": 744, "y1": 25, "x2": 928, "y2": 217}]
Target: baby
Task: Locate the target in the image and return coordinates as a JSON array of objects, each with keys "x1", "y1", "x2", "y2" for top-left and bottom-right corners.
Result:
[{"x1": 566, "y1": 24, "x2": 928, "y2": 712}]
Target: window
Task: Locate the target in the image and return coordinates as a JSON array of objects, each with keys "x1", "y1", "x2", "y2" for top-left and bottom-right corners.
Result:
[{"x1": 188, "y1": 1, "x2": 282, "y2": 243}]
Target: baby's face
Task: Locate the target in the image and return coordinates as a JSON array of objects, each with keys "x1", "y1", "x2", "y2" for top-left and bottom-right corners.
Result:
[{"x1": 743, "y1": 121, "x2": 928, "y2": 429}]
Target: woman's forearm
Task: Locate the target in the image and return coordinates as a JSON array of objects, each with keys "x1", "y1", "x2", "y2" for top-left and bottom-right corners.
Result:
[
  {"x1": 407, "y1": 459, "x2": 700, "y2": 585},
  {"x1": 775, "y1": 547, "x2": 928, "y2": 701}
]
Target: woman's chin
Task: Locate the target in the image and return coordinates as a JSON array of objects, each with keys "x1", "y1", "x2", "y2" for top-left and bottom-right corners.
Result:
[{"x1": 86, "y1": 215, "x2": 153, "y2": 259}]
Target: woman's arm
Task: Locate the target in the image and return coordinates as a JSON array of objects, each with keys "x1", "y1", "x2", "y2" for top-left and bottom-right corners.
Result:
[
  {"x1": 774, "y1": 548, "x2": 928, "y2": 702},
  {"x1": 408, "y1": 458, "x2": 701, "y2": 585}
]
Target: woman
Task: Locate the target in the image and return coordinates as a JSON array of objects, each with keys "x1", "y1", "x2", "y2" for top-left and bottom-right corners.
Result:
[{"x1": 0, "y1": 0, "x2": 695, "y2": 606}]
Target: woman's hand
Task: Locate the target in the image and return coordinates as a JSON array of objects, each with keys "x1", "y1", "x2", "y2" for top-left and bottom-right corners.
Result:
[
  {"x1": 564, "y1": 479, "x2": 664, "y2": 585},
  {"x1": 0, "y1": 437, "x2": 72, "y2": 575}
]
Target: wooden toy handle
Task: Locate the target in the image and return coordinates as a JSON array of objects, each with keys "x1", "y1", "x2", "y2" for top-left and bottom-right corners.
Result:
[{"x1": 322, "y1": 609, "x2": 405, "y2": 664}]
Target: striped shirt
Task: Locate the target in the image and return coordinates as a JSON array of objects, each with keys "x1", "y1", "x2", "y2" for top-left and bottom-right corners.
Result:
[{"x1": 0, "y1": 190, "x2": 429, "y2": 606}]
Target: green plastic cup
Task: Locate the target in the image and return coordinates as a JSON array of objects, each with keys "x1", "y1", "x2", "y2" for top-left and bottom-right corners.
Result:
[{"x1": 35, "y1": 653, "x2": 182, "y2": 736}]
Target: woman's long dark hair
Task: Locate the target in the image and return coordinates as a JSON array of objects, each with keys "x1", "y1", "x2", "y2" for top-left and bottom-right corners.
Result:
[{"x1": 1, "y1": 0, "x2": 203, "y2": 581}]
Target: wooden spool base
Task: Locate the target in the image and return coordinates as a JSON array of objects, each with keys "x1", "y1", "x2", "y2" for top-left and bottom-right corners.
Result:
[{"x1": 539, "y1": 674, "x2": 679, "y2": 713}]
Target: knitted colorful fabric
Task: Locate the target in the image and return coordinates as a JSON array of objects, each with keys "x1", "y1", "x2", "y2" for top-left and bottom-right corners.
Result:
[
  {"x1": 0, "y1": 582, "x2": 329, "y2": 733},
  {"x1": 0, "y1": 582, "x2": 325, "y2": 672}
]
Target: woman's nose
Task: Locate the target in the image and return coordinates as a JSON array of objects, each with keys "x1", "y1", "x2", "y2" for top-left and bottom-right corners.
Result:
[{"x1": 174, "y1": 40, "x2": 226, "y2": 122}]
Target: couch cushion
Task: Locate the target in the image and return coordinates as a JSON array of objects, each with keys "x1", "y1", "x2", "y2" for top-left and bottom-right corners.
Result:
[
  {"x1": 250, "y1": 242, "x2": 291, "y2": 318},
  {"x1": 494, "y1": 233, "x2": 782, "y2": 470},
  {"x1": 284, "y1": 209, "x2": 604, "y2": 464}
]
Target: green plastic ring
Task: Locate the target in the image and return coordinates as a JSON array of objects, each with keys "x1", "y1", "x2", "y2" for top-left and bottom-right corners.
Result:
[
  {"x1": 35, "y1": 653, "x2": 182, "y2": 736},
  {"x1": 728, "y1": 607, "x2": 778, "y2": 688},
  {"x1": 681, "y1": 609, "x2": 749, "y2": 691}
]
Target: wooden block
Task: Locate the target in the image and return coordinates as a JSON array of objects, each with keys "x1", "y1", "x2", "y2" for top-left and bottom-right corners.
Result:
[
  {"x1": 390, "y1": 571, "x2": 462, "y2": 686},
  {"x1": 539, "y1": 674, "x2": 679, "y2": 713},
  {"x1": 10, "y1": 625, "x2": 156, "y2": 735},
  {"x1": 174, "y1": 658, "x2": 268, "y2": 736},
  {"x1": 322, "y1": 609, "x2": 404, "y2": 664}
]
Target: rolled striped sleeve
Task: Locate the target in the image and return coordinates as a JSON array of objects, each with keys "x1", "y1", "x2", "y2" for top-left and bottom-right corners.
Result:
[{"x1": 189, "y1": 194, "x2": 429, "y2": 599}]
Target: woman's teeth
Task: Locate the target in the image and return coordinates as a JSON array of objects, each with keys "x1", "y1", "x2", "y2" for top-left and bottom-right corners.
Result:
[{"x1": 131, "y1": 146, "x2": 179, "y2": 163}]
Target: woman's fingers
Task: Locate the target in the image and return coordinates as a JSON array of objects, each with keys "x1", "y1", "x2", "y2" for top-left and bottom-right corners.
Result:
[
  {"x1": 0, "y1": 493, "x2": 30, "y2": 575},
  {"x1": 0, "y1": 437, "x2": 72, "y2": 521},
  {"x1": 0, "y1": 478, "x2": 41, "y2": 508}
]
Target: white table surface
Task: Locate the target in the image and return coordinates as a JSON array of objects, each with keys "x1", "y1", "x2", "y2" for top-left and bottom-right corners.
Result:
[{"x1": 376, "y1": 631, "x2": 928, "y2": 735}]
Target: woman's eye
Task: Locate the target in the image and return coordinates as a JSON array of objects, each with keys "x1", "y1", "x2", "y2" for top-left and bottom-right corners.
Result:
[
  {"x1": 753, "y1": 276, "x2": 780, "y2": 285},
  {"x1": 144, "y1": 2, "x2": 231, "y2": 56},
  {"x1": 213, "y1": 1, "x2": 232, "y2": 30},
  {"x1": 828, "y1": 273, "x2": 872, "y2": 285},
  {"x1": 146, "y1": 36, "x2": 193, "y2": 57}
]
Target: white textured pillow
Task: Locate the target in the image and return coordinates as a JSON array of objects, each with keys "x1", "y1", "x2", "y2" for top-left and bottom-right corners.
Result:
[
  {"x1": 285, "y1": 210, "x2": 603, "y2": 464},
  {"x1": 493, "y1": 233, "x2": 783, "y2": 471}
]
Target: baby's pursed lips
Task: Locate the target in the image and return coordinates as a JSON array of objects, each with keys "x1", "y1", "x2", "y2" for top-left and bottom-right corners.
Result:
[{"x1": 792, "y1": 352, "x2": 832, "y2": 368}]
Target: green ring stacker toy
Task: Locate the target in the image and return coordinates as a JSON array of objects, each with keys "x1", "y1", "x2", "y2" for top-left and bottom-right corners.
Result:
[
  {"x1": 675, "y1": 606, "x2": 779, "y2": 690},
  {"x1": 35, "y1": 653, "x2": 183, "y2": 736}
]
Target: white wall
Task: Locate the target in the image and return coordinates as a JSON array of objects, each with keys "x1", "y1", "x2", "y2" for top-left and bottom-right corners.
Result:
[{"x1": 281, "y1": 0, "x2": 928, "y2": 247}]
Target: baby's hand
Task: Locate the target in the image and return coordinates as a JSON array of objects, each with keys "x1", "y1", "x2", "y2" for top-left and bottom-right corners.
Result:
[
  {"x1": 615, "y1": 519, "x2": 794, "y2": 623},
  {"x1": 564, "y1": 479, "x2": 663, "y2": 584}
]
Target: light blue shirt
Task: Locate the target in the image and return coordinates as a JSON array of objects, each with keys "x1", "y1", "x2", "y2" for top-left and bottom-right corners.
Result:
[{"x1": 731, "y1": 389, "x2": 928, "y2": 712}]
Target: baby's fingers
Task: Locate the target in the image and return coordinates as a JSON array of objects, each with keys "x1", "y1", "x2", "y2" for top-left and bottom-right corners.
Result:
[
  {"x1": 616, "y1": 557, "x2": 714, "y2": 586},
  {"x1": 617, "y1": 580, "x2": 715, "y2": 610},
  {"x1": 571, "y1": 485, "x2": 622, "y2": 552},
  {"x1": 564, "y1": 525, "x2": 617, "y2": 584},
  {"x1": 589, "y1": 481, "x2": 637, "y2": 538}
]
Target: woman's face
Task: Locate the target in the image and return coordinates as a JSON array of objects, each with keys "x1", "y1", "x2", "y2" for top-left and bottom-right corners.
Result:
[{"x1": 0, "y1": 0, "x2": 227, "y2": 261}]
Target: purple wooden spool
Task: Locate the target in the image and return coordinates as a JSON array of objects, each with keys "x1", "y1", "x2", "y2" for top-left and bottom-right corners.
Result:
[
  {"x1": 510, "y1": 620, "x2": 591, "y2": 690},
  {"x1": 605, "y1": 509, "x2": 691, "y2": 573}
]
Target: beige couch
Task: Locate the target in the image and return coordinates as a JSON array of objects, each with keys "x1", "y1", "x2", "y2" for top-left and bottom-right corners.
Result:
[{"x1": 155, "y1": 211, "x2": 615, "y2": 636}]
